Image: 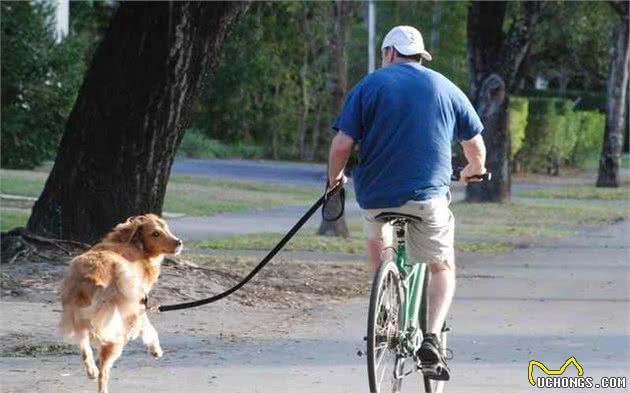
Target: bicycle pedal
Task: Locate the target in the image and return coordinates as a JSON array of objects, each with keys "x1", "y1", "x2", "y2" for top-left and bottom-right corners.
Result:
[{"x1": 421, "y1": 362, "x2": 450, "y2": 381}]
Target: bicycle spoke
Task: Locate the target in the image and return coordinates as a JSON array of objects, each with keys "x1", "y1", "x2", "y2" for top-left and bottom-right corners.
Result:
[
  {"x1": 368, "y1": 264, "x2": 405, "y2": 393},
  {"x1": 377, "y1": 351, "x2": 394, "y2": 388},
  {"x1": 374, "y1": 342, "x2": 388, "y2": 351}
]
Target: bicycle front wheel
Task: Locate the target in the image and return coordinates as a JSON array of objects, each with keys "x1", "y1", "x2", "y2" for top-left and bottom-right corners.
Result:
[{"x1": 367, "y1": 260, "x2": 404, "y2": 393}]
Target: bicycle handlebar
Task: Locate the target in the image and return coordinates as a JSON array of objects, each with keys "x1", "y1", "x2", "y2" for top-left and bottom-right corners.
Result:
[{"x1": 451, "y1": 169, "x2": 492, "y2": 182}]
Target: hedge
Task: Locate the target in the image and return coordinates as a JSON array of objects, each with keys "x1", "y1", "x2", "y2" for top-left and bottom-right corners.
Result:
[
  {"x1": 520, "y1": 89, "x2": 606, "y2": 112},
  {"x1": 570, "y1": 111, "x2": 605, "y2": 167},
  {"x1": 178, "y1": 128, "x2": 265, "y2": 159},
  {"x1": 508, "y1": 96, "x2": 529, "y2": 159},
  {"x1": 517, "y1": 97, "x2": 603, "y2": 173}
]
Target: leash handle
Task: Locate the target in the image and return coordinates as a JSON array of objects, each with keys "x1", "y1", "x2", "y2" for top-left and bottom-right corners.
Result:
[
  {"x1": 322, "y1": 179, "x2": 346, "y2": 222},
  {"x1": 324, "y1": 178, "x2": 344, "y2": 200}
]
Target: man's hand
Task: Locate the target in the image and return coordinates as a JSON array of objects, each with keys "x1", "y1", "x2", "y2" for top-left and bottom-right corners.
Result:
[
  {"x1": 328, "y1": 174, "x2": 348, "y2": 189},
  {"x1": 460, "y1": 134, "x2": 487, "y2": 184},
  {"x1": 460, "y1": 164, "x2": 487, "y2": 184}
]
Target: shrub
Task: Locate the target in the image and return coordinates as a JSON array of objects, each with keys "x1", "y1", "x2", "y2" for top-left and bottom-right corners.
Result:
[
  {"x1": 552, "y1": 99, "x2": 578, "y2": 161},
  {"x1": 178, "y1": 128, "x2": 219, "y2": 159},
  {"x1": 570, "y1": 111, "x2": 605, "y2": 167},
  {"x1": 518, "y1": 98, "x2": 577, "y2": 173},
  {"x1": 178, "y1": 128, "x2": 266, "y2": 160},
  {"x1": 520, "y1": 89, "x2": 606, "y2": 112},
  {"x1": 508, "y1": 96, "x2": 529, "y2": 159},
  {"x1": 1, "y1": 2, "x2": 86, "y2": 169}
]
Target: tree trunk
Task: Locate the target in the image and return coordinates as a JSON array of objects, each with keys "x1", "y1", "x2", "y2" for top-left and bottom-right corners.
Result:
[
  {"x1": 597, "y1": 2, "x2": 629, "y2": 187},
  {"x1": 466, "y1": 2, "x2": 509, "y2": 202},
  {"x1": 297, "y1": 46, "x2": 310, "y2": 160},
  {"x1": 465, "y1": 2, "x2": 541, "y2": 202},
  {"x1": 27, "y1": 1, "x2": 247, "y2": 243},
  {"x1": 307, "y1": 92, "x2": 324, "y2": 161},
  {"x1": 466, "y1": 75, "x2": 511, "y2": 202},
  {"x1": 318, "y1": 0, "x2": 354, "y2": 237},
  {"x1": 430, "y1": 2, "x2": 442, "y2": 55}
]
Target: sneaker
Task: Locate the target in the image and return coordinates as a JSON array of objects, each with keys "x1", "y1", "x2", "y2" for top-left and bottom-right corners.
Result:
[
  {"x1": 418, "y1": 334, "x2": 441, "y2": 363},
  {"x1": 418, "y1": 333, "x2": 450, "y2": 381}
]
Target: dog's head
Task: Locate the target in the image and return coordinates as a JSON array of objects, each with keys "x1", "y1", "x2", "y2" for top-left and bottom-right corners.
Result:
[{"x1": 109, "y1": 214, "x2": 183, "y2": 257}]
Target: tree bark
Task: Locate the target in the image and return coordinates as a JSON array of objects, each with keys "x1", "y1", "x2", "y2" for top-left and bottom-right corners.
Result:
[
  {"x1": 307, "y1": 92, "x2": 324, "y2": 161},
  {"x1": 465, "y1": 2, "x2": 542, "y2": 202},
  {"x1": 597, "y1": 2, "x2": 629, "y2": 187},
  {"x1": 297, "y1": 50, "x2": 310, "y2": 160},
  {"x1": 430, "y1": 2, "x2": 442, "y2": 56},
  {"x1": 318, "y1": 0, "x2": 354, "y2": 237},
  {"x1": 466, "y1": 75, "x2": 510, "y2": 202},
  {"x1": 27, "y1": 1, "x2": 248, "y2": 243}
]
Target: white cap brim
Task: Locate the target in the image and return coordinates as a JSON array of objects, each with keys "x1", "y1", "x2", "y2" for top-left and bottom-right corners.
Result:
[{"x1": 394, "y1": 44, "x2": 432, "y2": 61}]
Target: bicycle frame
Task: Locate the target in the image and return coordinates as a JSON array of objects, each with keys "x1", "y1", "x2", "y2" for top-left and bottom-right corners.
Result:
[{"x1": 393, "y1": 224, "x2": 429, "y2": 356}]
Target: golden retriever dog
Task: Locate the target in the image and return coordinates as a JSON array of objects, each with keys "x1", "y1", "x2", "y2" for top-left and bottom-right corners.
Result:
[{"x1": 59, "y1": 214, "x2": 183, "y2": 393}]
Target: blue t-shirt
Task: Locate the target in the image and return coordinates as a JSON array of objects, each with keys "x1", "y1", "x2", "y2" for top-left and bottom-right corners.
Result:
[{"x1": 333, "y1": 63, "x2": 483, "y2": 209}]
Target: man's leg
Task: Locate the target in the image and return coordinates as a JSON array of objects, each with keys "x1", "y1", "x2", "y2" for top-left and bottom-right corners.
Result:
[
  {"x1": 402, "y1": 196, "x2": 454, "y2": 379},
  {"x1": 367, "y1": 238, "x2": 385, "y2": 277},
  {"x1": 420, "y1": 261, "x2": 455, "y2": 380},
  {"x1": 427, "y1": 261, "x2": 456, "y2": 335},
  {"x1": 364, "y1": 216, "x2": 393, "y2": 279}
]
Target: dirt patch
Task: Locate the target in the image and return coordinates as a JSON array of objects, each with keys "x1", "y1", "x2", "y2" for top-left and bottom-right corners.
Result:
[
  {"x1": 0, "y1": 333, "x2": 77, "y2": 357},
  {"x1": 169, "y1": 254, "x2": 370, "y2": 308},
  {"x1": 0, "y1": 232, "x2": 369, "y2": 309}
]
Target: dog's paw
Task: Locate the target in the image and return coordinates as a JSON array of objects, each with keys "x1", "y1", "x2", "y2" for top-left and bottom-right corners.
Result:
[
  {"x1": 149, "y1": 345, "x2": 163, "y2": 359},
  {"x1": 86, "y1": 364, "x2": 99, "y2": 380}
]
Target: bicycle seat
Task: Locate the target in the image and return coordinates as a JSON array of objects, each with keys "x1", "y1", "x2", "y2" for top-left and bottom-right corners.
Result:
[{"x1": 374, "y1": 212, "x2": 422, "y2": 224}]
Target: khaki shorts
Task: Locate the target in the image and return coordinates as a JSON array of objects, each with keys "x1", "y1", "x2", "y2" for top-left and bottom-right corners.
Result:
[{"x1": 363, "y1": 192, "x2": 455, "y2": 268}]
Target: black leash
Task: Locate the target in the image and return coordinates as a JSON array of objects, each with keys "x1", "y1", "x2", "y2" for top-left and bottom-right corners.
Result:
[{"x1": 157, "y1": 181, "x2": 344, "y2": 313}]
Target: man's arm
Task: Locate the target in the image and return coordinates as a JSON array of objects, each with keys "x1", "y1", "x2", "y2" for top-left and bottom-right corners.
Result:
[
  {"x1": 327, "y1": 131, "x2": 354, "y2": 186},
  {"x1": 459, "y1": 133, "x2": 487, "y2": 182}
]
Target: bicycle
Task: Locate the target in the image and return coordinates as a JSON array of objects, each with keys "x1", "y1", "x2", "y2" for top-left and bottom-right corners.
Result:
[{"x1": 366, "y1": 171, "x2": 490, "y2": 393}]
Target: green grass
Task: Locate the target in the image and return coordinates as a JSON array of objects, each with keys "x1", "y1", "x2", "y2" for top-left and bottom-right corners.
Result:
[
  {"x1": 582, "y1": 152, "x2": 630, "y2": 170},
  {"x1": 190, "y1": 230, "x2": 512, "y2": 254},
  {"x1": 0, "y1": 209, "x2": 30, "y2": 231},
  {"x1": 458, "y1": 223, "x2": 577, "y2": 238},
  {"x1": 451, "y1": 201, "x2": 629, "y2": 230},
  {"x1": 164, "y1": 176, "x2": 319, "y2": 216},
  {"x1": 0, "y1": 169, "x2": 47, "y2": 197},
  {"x1": 515, "y1": 185, "x2": 630, "y2": 200},
  {"x1": 0, "y1": 169, "x2": 320, "y2": 217}
]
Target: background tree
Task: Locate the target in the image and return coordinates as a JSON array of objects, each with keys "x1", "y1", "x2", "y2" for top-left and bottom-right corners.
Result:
[
  {"x1": 597, "y1": 1, "x2": 629, "y2": 187},
  {"x1": 0, "y1": 1, "x2": 85, "y2": 169},
  {"x1": 27, "y1": 2, "x2": 248, "y2": 243},
  {"x1": 525, "y1": 2, "x2": 614, "y2": 93},
  {"x1": 317, "y1": 0, "x2": 357, "y2": 238},
  {"x1": 465, "y1": 1, "x2": 543, "y2": 202}
]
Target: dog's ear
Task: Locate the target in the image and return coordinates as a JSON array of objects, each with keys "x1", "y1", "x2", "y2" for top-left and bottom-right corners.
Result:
[{"x1": 114, "y1": 221, "x2": 143, "y2": 244}]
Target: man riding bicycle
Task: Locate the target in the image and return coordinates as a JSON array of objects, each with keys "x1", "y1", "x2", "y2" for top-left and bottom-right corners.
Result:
[{"x1": 326, "y1": 25, "x2": 487, "y2": 379}]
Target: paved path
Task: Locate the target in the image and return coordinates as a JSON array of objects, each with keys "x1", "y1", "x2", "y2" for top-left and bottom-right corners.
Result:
[
  {"x1": 169, "y1": 201, "x2": 364, "y2": 242},
  {"x1": 172, "y1": 159, "x2": 327, "y2": 187},
  {"x1": 2, "y1": 221, "x2": 628, "y2": 393}
]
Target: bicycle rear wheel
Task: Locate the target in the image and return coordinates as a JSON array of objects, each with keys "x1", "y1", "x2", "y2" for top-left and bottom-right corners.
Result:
[{"x1": 367, "y1": 260, "x2": 404, "y2": 393}]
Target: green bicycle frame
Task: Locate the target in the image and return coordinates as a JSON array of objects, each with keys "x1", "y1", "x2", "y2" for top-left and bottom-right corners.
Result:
[{"x1": 395, "y1": 241, "x2": 429, "y2": 345}]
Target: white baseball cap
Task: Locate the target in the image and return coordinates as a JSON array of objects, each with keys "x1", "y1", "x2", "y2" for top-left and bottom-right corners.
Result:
[{"x1": 381, "y1": 25, "x2": 432, "y2": 61}]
